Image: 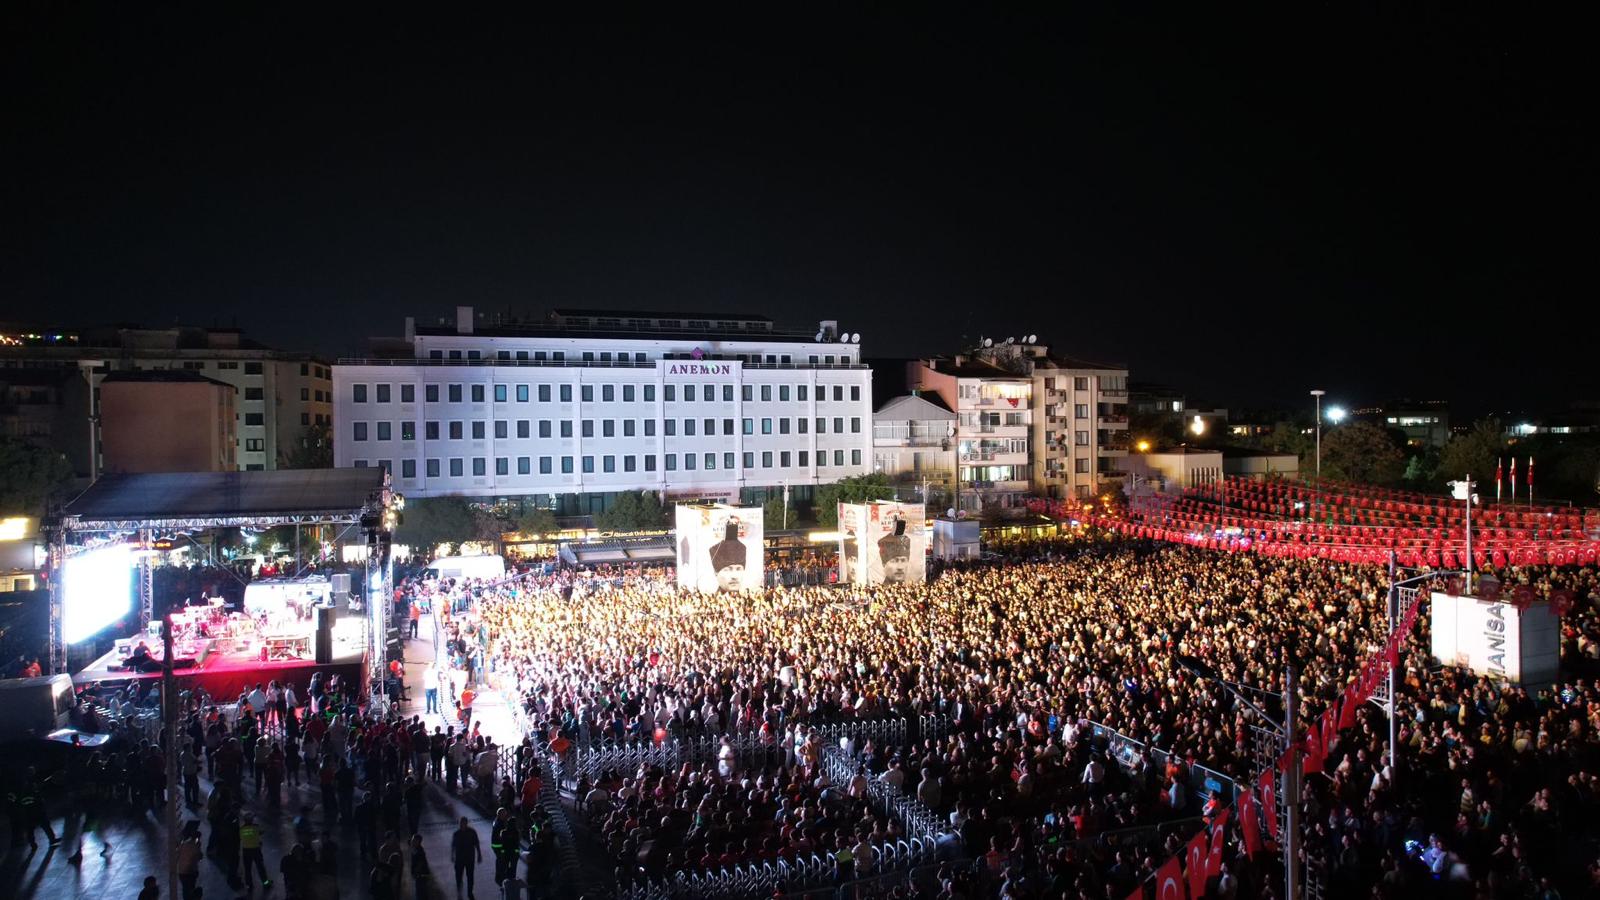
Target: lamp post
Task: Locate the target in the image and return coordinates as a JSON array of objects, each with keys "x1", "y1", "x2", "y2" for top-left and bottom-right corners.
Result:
[{"x1": 1310, "y1": 390, "x2": 1325, "y2": 520}]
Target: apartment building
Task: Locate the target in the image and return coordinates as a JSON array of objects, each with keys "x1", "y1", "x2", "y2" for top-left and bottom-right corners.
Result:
[
  {"x1": 909, "y1": 339, "x2": 1129, "y2": 513},
  {"x1": 0, "y1": 324, "x2": 331, "y2": 475},
  {"x1": 99, "y1": 370, "x2": 238, "y2": 473},
  {"x1": 871, "y1": 392, "x2": 957, "y2": 510},
  {"x1": 333, "y1": 307, "x2": 873, "y2": 516}
]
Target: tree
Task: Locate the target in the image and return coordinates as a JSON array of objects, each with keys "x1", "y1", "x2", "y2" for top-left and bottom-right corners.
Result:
[
  {"x1": 282, "y1": 420, "x2": 333, "y2": 469},
  {"x1": 595, "y1": 491, "x2": 667, "y2": 533},
  {"x1": 763, "y1": 496, "x2": 789, "y2": 530},
  {"x1": 394, "y1": 496, "x2": 477, "y2": 550},
  {"x1": 0, "y1": 438, "x2": 74, "y2": 515},
  {"x1": 1318, "y1": 422, "x2": 1406, "y2": 486},
  {"x1": 1437, "y1": 419, "x2": 1505, "y2": 492},
  {"x1": 813, "y1": 474, "x2": 895, "y2": 527},
  {"x1": 514, "y1": 507, "x2": 559, "y2": 538}
]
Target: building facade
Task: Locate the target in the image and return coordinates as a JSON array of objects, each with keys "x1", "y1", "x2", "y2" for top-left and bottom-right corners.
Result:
[
  {"x1": 0, "y1": 325, "x2": 331, "y2": 475},
  {"x1": 100, "y1": 370, "x2": 238, "y2": 473},
  {"x1": 871, "y1": 393, "x2": 957, "y2": 510},
  {"x1": 333, "y1": 307, "x2": 872, "y2": 514},
  {"x1": 1030, "y1": 355, "x2": 1130, "y2": 500},
  {"x1": 906, "y1": 358, "x2": 1033, "y2": 516}
]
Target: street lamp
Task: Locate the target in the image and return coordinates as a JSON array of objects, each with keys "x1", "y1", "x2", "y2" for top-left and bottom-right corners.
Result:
[
  {"x1": 1326, "y1": 405, "x2": 1347, "y2": 424},
  {"x1": 1310, "y1": 390, "x2": 1325, "y2": 520}
]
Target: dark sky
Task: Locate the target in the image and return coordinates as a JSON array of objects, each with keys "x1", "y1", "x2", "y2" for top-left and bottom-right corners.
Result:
[{"x1": 4, "y1": 8, "x2": 1592, "y2": 414}]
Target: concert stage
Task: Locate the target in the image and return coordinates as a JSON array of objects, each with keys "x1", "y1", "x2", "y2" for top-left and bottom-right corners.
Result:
[{"x1": 74, "y1": 619, "x2": 367, "y2": 700}]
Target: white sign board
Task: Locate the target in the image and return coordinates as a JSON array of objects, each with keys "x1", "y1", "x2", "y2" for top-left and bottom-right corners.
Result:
[
  {"x1": 675, "y1": 503, "x2": 763, "y2": 593},
  {"x1": 1429, "y1": 591, "x2": 1559, "y2": 687}
]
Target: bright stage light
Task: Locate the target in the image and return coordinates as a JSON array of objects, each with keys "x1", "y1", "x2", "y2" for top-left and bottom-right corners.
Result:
[
  {"x1": 64, "y1": 543, "x2": 134, "y2": 643},
  {"x1": 1326, "y1": 406, "x2": 1347, "y2": 424}
]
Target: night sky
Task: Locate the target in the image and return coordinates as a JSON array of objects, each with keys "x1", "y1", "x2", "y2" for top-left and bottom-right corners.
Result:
[{"x1": 4, "y1": 8, "x2": 1592, "y2": 414}]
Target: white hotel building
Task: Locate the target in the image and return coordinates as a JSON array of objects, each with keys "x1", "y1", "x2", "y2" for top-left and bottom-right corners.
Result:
[{"x1": 333, "y1": 307, "x2": 872, "y2": 516}]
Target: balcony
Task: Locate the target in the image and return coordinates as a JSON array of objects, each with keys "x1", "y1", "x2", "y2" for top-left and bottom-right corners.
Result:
[
  {"x1": 1098, "y1": 387, "x2": 1128, "y2": 398},
  {"x1": 1098, "y1": 414, "x2": 1128, "y2": 425}
]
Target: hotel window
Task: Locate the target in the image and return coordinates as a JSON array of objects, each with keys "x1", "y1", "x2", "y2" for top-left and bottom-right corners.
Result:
[
  {"x1": 684, "y1": 419, "x2": 696, "y2": 436},
  {"x1": 448, "y1": 384, "x2": 463, "y2": 403},
  {"x1": 702, "y1": 385, "x2": 714, "y2": 401},
  {"x1": 664, "y1": 420, "x2": 676, "y2": 436},
  {"x1": 851, "y1": 417, "x2": 861, "y2": 433},
  {"x1": 834, "y1": 450, "x2": 845, "y2": 466},
  {"x1": 552, "y1": 352, "x2": 563, "y2": 361},
  {"x1": 684, "y1": 454, "x2": 696, "y2": 471},
  {"x1": 430, "y1": 350, "x2": 443, "y2": 360},
  {"x1": 603, "y1": 420, "x2": 615, "y2": 437},
  {"x1": 779, "y1": 385, "x2": 790, "y2": 401},
  {"x1": 850, "y1": 386, "x2": 860, "y2": 401},
  {"x1": 702, "y1": 453, "x2": 715, "y2": 470},
  {"x1": 833, "y1": 386, "x2": 843, "y2": 401},
  {"x1": 761, "y1": 385, "x2": 772, "y2": 401},
  {"x1": 742, "y1": 385, "x2": 753, "y2": 401},
  {"x1": 494, "y1": 385, "x2": 507, "y2": 402},
  {"x1": 517, "y1": 421, "x2": 530, "y2": 439},
  {"x1": 703, "y1": 418, "x2": 715, "y2": 435},
  {"x1": 779, "y1": 418, "x2": 790, "y2": 434},
  {"x1": 622, "y1": 385, "x2": 635, "y2": 402},
  {"x1": 722, "y1": 452, "x2": 734, "y2": 469},
  {"x1": 448, "y1": 422, "x2": 462, "y2": 440},
  {"x1": 798, "y1": 385, "x2": 808, "y2": 401},
  {"x1": 353, "y1": 384, "x2": 368, "y2": 403},
  {"x1": 798, "y1": 418, "x2": 808, "y2": 434},
  {"x1": 516, "y1": 385, "x2": 529, "y2": 402},
  {"x1": 401, "y1": 422, "x2": 415, "y2": 441},
  {"x1": 644, "y1": 420, "x2": 656, "y2": 436},
  {"x1": 623, "y1": 420, "x2": 635, "y2": 437},
  {"x1": 472, "y1": 458, "x2": 486, "y2": 476},
  {"x1": 426, "y1": 385, "x2": 439, "y2": 402},
  {"x1": 471, "y1": 421, "x2": 485, "y2": 440},
  {"x1": 425, "y1": 422, "x2": 440, "y2": 440},
  {"x1": 581, "y1": 420, "x2": 594, "y2": 438},
  {"x1": 426, "y1": 459, "x2": 440, "y2": 478},
  {"x1": 833, "y1": 417, "x2": 844, "y2": 433},
  {"x1": 516, "y1": 457, "x2": 530, "y2": 475},
  {"x1": 539, "y1": 457, "x2": 552, "y2": 474},
  {"x1": 496, "y1": 458, "x2": 509, "y2": 476},
  {"x1": 762, "y1": 451, "x2": 773, "y2": 468},
  {"x1": 643, "y1": 455, "x2": 656, "y2": 471},
  {"x1": 603, "y1": 455, "x2": 616, "y2": 473},
  {"x1": 780, "y1": 451, "x2": 791, "y2": 467},
  {"x1": 722, "y1": 418, "x2": 733, "y2": 434},
  {"x1": 402, "y1": 460, "x2": 416, "y2": 479},
  {"x1": 467, "y1": 351, "x2": 480, "y2": 360},
  {"x1": 376, "y1": 422, "x2": 391, "y2": 441},
  {"x1": 816, "y1": 417, "x2": 826, "y2": 433},
  {"x1": 742, "y1": 419, "x2": 753, "y2": 435},
  {"x1": 664, "y1": 385, "x2": 676, "y2": 402},
  {"x1": 761, "y1": 418, "x2": 772, "y2": 434},
  {"x1": 851, "y1": 449, "x2": 862, "y2": 465},
  {"x1": 559, "y1": 385, "x2": 572, "y2": 402},
  {"x1": 539, "y1": 384, "x2": 551, "y2": 402},
  {"x1": 494, "y1": 421, "x2": 508, "y2": 439},
  {"x1": 376, "y1": 384, "x2": 391, "y2": 403},
  {"x1": 722, "y1": 385, "x2": 733, "y2": 401},
  {"x1": 798, "y1": 451, "x2": 809, "y2": 466},
  {"x1": 643, "y1": 385, "x2": 655, "y2": 402},
  {"x1": 401, "y1": 384, "x2": 414, "y2": 403},
  {"x1": 539, "y1": 420, "x2": 551, "y2": 438},
  {"x1": 561, "y1": 456, "x2": 573, "y2": 474},
  {"x1": 742, "y1": 452, "x2": 754, "y2": 468},
  {"x1": 559, "y1": 420, "x2": 573, "y2": 438},
  {"x1": 582, "y1": 352, "x2": 594, "y2": 362},
  {"x1": 449, "y1": 458, "x2": 464, "y2": 477},
  {"x1": 602, "y1": 385, "x2": 614, "y2": 402},
  {"x1": 582, "y1": 385, "x2": 594, "y2": 402},
  {"x1": 664, "y1": 454, "x2": 676, "y2": 471}
]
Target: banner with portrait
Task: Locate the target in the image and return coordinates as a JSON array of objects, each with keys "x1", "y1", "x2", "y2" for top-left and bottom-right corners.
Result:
[
  {"x1": 838, "y1": 501, "x2": 926, "y2": 586},
  {"x1": 675, "y1": 503, "x2": 764, "y2": 593}
]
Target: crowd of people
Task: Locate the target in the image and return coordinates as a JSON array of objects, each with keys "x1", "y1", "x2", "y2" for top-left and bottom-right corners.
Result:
[{"x1": 422, "y1": 532, "x2": 1600, "y2": 899}]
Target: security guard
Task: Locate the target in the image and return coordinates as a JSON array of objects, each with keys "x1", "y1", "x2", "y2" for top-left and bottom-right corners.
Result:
[
  {"x1": 240, "y1": 810, "x2": 272, "y2": 888},
  {"x1": 490, "y1": 806, "x2": 520, "y2": 884}
]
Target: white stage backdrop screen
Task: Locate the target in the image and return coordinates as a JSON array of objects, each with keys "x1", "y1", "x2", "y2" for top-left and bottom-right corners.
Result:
[
  {"x1": 675, "y1": 505, "x2": 763, "y2": 593},
  {"x1": 64, "y1": 543, "x2": 134, "y2": 643}
]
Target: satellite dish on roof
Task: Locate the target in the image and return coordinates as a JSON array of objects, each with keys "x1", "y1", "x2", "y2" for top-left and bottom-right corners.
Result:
[
  {"x1": 815, "y1": 332, "x2": 824, "y2": 342},
  {"x1": 1027, "y1": 334, "x2": 1037, "y2": 344},
  {"x1": 982, "y1": 338, "x2": 993, "y2": 347},
  {"x1": 851, "y1": 333, "x2": 860, "y2": 344},
  {"x1": 946, "y1": 508, "x2": 956, "y2": 518},
  {"x1": 1005, "y1": 336, "x2": 1015, "y2": 344}
]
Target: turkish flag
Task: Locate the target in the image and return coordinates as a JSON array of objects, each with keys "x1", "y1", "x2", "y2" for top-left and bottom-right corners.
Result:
[
  {"x1": 1340, "y1": 683, "x2": 1361, "y2": 729},
  {"x1": 1303, "y1": 727, "x2": 1324, "y2": 775},
  {"x1": 1321, "y1": 705, "x2": 1340, "y2": 756},
  {"x1": 1258, "y1": 771, "x2": 1277, "y2": 841},
  {"x1": 1126, "y1": 886, "x2": 1144, "y2": 900},
  {"x1": 1186, "y1": 828, "x2": 1209, "y2": 898},
  {"x1": 1239, "y1": 791, "x2": 1263, "y2": 856},
  {"x1": 1207, "y1": 808, "x2": 1231, "y2": 879},
  {"x1": 1156, "y1": 854, "x2": 1186, "y2": 900}
]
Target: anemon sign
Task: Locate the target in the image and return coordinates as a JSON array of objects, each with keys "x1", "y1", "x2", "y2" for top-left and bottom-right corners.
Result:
[{"x1": 664, "y1": 363, "x2": 734, "y2": 376}]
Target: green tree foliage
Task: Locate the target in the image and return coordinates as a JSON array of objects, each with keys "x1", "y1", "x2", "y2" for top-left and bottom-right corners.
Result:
[
  {"x1": 813, "y1": 474, "x2": 895, "y2": 527},
  {"x1": 763, "y1": 496, "x2": 789, "y2": 530},
  {"x1": 514, "y1": 507, "x2": 559, "y2": 537},
  {"x1": 281, "y1": 420, "x2": 333, "y2": 469},
  {"x1": 0, "y1": 438, "x2": 74, "y2": 515},
  {"x1": 1437, "y1": 419, "x2": 1505, "y2": 492},
  {"x1": 595, "y1": 491, "x2": 667, "y2": 533},
  {"x1": 394, "y1": 496, "x2": 477, "y2": 549},
  {"x1": 1318, "y1": 422, "x2": 1406, "y2": 486}
]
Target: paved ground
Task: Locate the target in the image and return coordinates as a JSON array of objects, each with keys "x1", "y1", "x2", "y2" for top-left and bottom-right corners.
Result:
[{"x1": 0, "y1": 617, "x2": 550, "y2": 900}]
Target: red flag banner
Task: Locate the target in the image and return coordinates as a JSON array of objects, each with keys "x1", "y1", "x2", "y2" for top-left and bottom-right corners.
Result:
[
  {"x1": 1157, "y1": 854, "x2": 1186, "y2": 900},
  {"x1": 1258, "y1": 770, "x2": 1278, "y2": 843},
  {"x1": 1187, "y1": 828, "x2": 1209, "y2": 898},
  {"x1": 1239, "y1": 791, "x2": 1262, "y2": 856},
  {"x1": 1303, "y1": 727, "x2": 1325, "y2": 774},
  {"x1": 1321, "y1": 706, "x2": 1339, "y2": 756},
  {"x1": 1341, "y1": 683, "x2": 1360, "y2": 729},
  {"x1": 1207, "y1": 808, "x2": 1232, "y2": 879}
]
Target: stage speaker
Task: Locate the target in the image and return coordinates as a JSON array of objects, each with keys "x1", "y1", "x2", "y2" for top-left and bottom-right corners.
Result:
[
  {"x1": 315, "y1": 611, "x2": 334, "y2": 664},
  {"x1": 331, "y1": 573, "x2": 351, "y2": 595},
  {"x1": 315, "y1": 605, "x2": 337, "y2": 630}
]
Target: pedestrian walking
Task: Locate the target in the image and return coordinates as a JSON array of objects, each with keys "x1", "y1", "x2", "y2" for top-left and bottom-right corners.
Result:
[
  {"x1": 239, "y1": 810, "x2": 272, "y2": 890},
  {"x1": 451, "y1": 816, "x2": 482, "y2": 899}
]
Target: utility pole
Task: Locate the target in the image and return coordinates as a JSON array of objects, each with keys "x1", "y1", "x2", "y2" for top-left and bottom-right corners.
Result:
[
  {"x1": 1386, "y1": 554, "x2": 1399, "y2": 781},
  {"x1": 162, "y1": 616, "x2": 179, "y2": 900},
  {"x1": 1284, "y1": 664, "x2": 1301, "y2": 900},
  {"x1": 1309, "y1": 390, "x2": 1325, "y2": 523}
]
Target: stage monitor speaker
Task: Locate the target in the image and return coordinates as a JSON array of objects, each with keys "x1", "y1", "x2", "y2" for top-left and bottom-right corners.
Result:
[
  {"x1": 331, "y1": 573, "x2": 351, "y2": 595},
  {"x1": 315, "y1": 613, "x2": 334, "y2": 664},
  {"x1": 315, "y1": 604, "x2": 337, "y2": 629}
]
